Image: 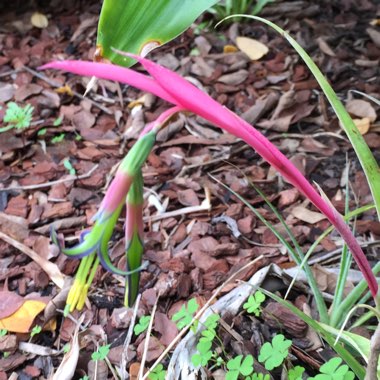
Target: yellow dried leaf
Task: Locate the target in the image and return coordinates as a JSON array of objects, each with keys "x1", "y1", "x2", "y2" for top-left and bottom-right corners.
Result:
[
  {"x1": 223, "y1": 44, "x2": 238, "y2": 53},
  {"x1": 353, "y1": 117, "x2": 371, "y2": 135},
  {"x1": 0, "y1": 300, "x2": 46, "y2": 333},
  {"x1": 31, "y1": 12, "x2": 49, "y2": 29},
  {"x1": 236, "y1": 36, "x2": 269, "y2": 60},
  {"x1": 55, "y1": 84, "x2": 74, "y2": 97}
]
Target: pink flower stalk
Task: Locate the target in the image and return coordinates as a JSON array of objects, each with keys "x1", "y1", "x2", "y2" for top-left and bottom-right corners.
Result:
[{"x1": 40, "y1": 59, "x2": 379, "y2": 301}]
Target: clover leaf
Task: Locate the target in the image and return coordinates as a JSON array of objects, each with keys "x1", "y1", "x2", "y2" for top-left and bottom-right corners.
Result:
[
  {"x1": 91, "y1": 344, "x2": 110, "y2": 361},
  {"x1": 191, "y1": 340, "x2": 213, "y2": 367},
  {"x1": 258, "y1": 334, "x2": 292, "y2": 370},
  {"x1": 310, "y1": 357, "x2": 355, "y2": 380},
  {"x1": 134, "y1": 315, "x2": 151, "y2": 336},
  {"x1": 288, "y1": 365, "x2": 305, "y2": 380},
  {"x1": 243, "y1": 291, "x2": 266, "y2": 316},
  {"x1": 226, "y1": 354, "x2": 254, "y2": 380},
  {"x1": 171, "y1": 298, "x2": 199, "y2": 330},
  {"x1": 148, "y1": 363, "x2": 166, "y2": 380}
]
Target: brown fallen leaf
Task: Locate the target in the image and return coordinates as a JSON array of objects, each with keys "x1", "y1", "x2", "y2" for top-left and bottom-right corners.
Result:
[
  {"x1": 236, "y1": 36, "x2": 269, "y2": 60},
  {"x1": 51, "y1": 315, "x2": 84, "y2": 380},
  {"x1": 0, "y1": 291, "x2": 24, "y2": 319},
  {"x1": 353, "y1": 117, "x2": 371, "y2": 135},
  {"x1": 0, "y1": 300, "x2": 46, "y2": 333},
  {"x1": 291, "y1": 205, "x2": 326, "y2": 224},
  {"x1": 346, "y1": 99, "x2": 377, "y2": 122}
]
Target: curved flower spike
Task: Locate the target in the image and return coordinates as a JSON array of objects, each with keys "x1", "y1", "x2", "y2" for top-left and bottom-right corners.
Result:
[{"x1": 41, "y1": 58, "x2": 379, "y2": 304}]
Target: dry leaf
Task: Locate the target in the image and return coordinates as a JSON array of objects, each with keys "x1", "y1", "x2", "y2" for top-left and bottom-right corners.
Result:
[
  {"x1": 0, "y1": 291, "x2": 24, "y2": 319},
  {"x1": 31, "y1": 12, "x2": 48, "y2": 28},
  {"x1": 346, "y1": 99, "x2": 377, "y2": 122},
  {"x1": 353, "y1": 117, "x2": 371, "y2": 135},
  {"x1": 291, "y1": 206, "x2": 326, "y2": 224},
  {"x1": 236, "y1": 36, "x2": 269, "y2": 60},
  {"x1": 51, "y1": 315, "x2": 84, "y2": 380},
  {"x1": 223, "y1": 44, "x2": 238, "y2": 53},
  {"x1": 0, "y1": 300, "x2": 46, "y2": 333}
]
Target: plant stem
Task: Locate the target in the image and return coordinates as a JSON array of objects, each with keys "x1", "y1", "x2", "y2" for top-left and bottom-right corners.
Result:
[{"x1": 365, "y1": 323, "x2": 380, "y2": 380}]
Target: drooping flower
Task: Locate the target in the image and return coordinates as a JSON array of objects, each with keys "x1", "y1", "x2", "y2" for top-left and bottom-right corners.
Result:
[
  {"x1": 52, "y1": 107, "x2": 182, "y2": 314},
  {"x1": 41, "y1": 58, "x2": 379, "y2": 303}
]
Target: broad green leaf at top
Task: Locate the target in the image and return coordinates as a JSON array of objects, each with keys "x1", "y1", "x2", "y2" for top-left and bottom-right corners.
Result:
[{"x1": 97, "y1": 0, "x2": 219, "y2": 67}]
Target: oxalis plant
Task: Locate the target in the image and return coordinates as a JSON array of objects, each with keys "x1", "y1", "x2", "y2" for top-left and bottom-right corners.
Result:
[{"x1": 40, "y1": 8, "x2": 380, "y2": 378}]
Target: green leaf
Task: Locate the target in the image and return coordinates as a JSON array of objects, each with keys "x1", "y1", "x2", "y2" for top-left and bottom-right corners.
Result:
[
  {"x1": 148, "y1": 363, "x2": 166, "y2": 380},
  {"x1": 134, "y1": 315, "x2": 151, "y2": 336},
  {"x1": 310, "y1": 357, "x2": 355, "y2": 380},
  {"x1": 3, "y1": 102, "x2": 34, "y2": 130},
  {"x1": 97, "y1": 0, "x2": 219, "y2": 67},
  {"x1": 53, "y1": 116, "x2": 63, "y2": 126},
  {"x1": 288, "y1": 366, "x2": 305, "y2": 380},
  {"x1": 232, "y1": 15, "x2": 380, "y2": 220},
  {"x1": 91, "y1": 344, "x2": 110, "y2": 361},
  {"x1": 259, "y1": 289, "x2": 365, "y2": 379},
  {"x1": 51, "y1": 133, "x2": 65, "y2": 144},
  {"x1": 203, "y1": 313, "x2": 220, "y2": 330},
  {"x1": 171, "y1": 298, "x2": 199, "y2": 330},
  {"x1": 196, "y1": 340, "x2": 212, "y2": 355},
  {"x1": 227, "y1": 355, "x2": 243, "y2": 371},
  {"x1": 37, "y1": 128, "x2": 47, "y2": 136},
  {"x1": 243, "y1": 291, "x2": 266, "y2": 316},
  {"x1": 63, "y1": 158, "x2": 76, "y2": 175},
  {"x1": 30, "y1": 325, "x2": 42, "y2": 337},
  {"x1": 240, "y1": 355, "x2": 254, "y2": 376},
  {"x1": 258, "y1": 334, "x2": 291, "y2": 370},
  {"x1": 0, "y1": 329, "x2": 8, "y2": 337}
]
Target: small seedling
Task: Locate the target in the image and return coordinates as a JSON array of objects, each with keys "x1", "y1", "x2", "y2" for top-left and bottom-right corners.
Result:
[
  {"x1": 0, "y1": 329, "x2": 7, "y2": 337},
  {"x1": 171, "y1": 298, "x2": 199, "y2": 330},
  {"x1": 243, "y1": 291, "x2": 266, "y2": 316},
  {"x1": 134, "y1": 315, "x2": 151, "y2": 336},
  {"x1": 53, "y1": 116, "x2": 63, "y2": 126},
  {"x1": 91, "y1": 344, "x2": 110, "y2": 361},
  {"x1": 63, "y1": 343, "x2": 71, "y2": 354},
  {"x1": 0, "y1": 102, "x2": 34, "y2": 133},
  {"x1": 148, "y1": 363, "x2": 166, "y2": 380},
  {"x1": 37, "y1": 128, "x2": 47, "y2": 136},
  {"x1": 310, "y1": 357, "x2": 355, "y2": 380},
  {"x1": 79, "y1": 376, "x2": 89, "y2": 380},
  {"x1": 226, "y1": 354, "x2": 254, "y2": 380},
  {"x1": 63, "y1": 158, "x2": 76, "y2": 175},
  {"x1": 30, "y1": 325, "x2": 42, "y2": 338},
  {"x1": 288, "y1": 365, "x2": 305, "y2": 380},
  {"x1": 258, "y1": 334, "x2": 292, "y2": 371},
  {"x1": 51, "y1": 133, "x2": 65, "y2": 143},
  {"x1": 191, "y1": 340, "x2": 213, "y2": 367}
]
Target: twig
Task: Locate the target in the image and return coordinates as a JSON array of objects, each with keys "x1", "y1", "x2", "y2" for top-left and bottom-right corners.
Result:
[
  {"x1": 120, "y1": 294, "x2": 141, "y2": 380},
  {"x1": 308, "y1": 240, "x2": 380, "y2": 265},
  {"x1": 142, "y1": 255, "x2": 264, "y2": 380},
  {"x1": 0, "y1": 164, "x2": 98, "y2": 192},
  {"x1": 138, "y1": 293, "x2": 160, "y2": 380},
  {"x1": 144, "y1": 187, "x2": 211, "y2": 223},
  {"x1": 22, "y1": 66, "x2": 113, "y2": 115},
  {"x1": 0, "y1": 231, "x2": 66, "y2": 288},
  {"x1": 365, "y1": 322, "x2": 380, "y2": 380}
]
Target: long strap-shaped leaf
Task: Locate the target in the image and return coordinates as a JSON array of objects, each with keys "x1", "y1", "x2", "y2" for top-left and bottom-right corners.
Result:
[
  {"x1": 96, "y1": 0, "x2": 219, "y2": 67},
  {"x1": 223, "y1": 15, "x2": 380, "y2": 221}
]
